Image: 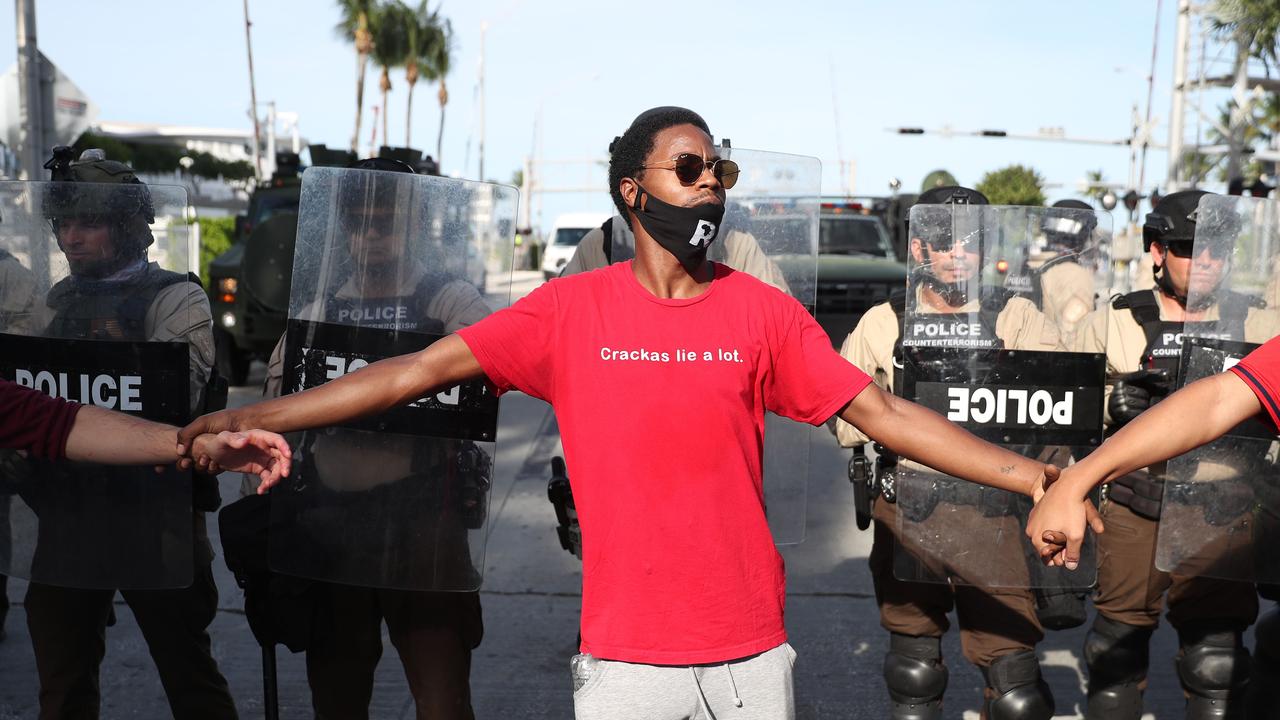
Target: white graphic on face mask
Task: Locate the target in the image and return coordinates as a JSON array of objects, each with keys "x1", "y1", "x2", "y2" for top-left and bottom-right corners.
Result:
[{"x1": 688, "y1": 220, "x2": 717, "y2": 247}]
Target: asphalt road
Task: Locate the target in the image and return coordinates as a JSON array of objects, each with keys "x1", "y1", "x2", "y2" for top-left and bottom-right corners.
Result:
[{"x1": 0, "y1": 271, "x2": 1265, "y2": 718}]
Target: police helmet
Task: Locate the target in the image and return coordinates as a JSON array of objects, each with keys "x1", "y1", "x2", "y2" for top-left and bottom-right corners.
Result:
[
  {"x1": 1042, "y1": 199, "x2": 1097, "y2": 251},
  {"x1": 42, "y1": 147, "x2": 156, "y2": 262},
  {"x1": 1142, "y1": 190, "x2": 1208, "y2": 252}
]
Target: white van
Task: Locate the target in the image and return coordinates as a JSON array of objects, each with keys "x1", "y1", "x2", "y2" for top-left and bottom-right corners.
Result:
[{"x1": 541, "y1": 213, "x2": 611, "y2": 279}]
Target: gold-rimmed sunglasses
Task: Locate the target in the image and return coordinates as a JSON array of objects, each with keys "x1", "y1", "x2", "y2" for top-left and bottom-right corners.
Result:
[{"x1": 640, "y1": 153, "x2": 740, "y2": 190}]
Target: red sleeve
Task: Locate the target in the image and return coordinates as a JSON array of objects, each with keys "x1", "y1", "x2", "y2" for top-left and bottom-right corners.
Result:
[
  {"x1": 0, "y1": 379, "x2": 82, "y2": 460},
  {"x1": 1229, "y1": 336, "x2": 1280, "y2": 431},
  {"x1": 456, "y1": 281, "x2": 558, "y2": 402},
  {"x1": 764, "y1": 296, "x2": 873, "y2": 425}
]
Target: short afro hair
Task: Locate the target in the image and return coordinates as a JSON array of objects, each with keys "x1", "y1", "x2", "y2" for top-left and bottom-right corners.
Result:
[{"x1": 608, "y1": 107, "x2": 711, "y2": 229}]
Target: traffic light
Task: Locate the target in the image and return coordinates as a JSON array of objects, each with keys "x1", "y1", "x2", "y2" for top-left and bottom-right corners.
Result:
[{"x1": 1123, "y1": 190, "x2": 1141, "y2": 212}]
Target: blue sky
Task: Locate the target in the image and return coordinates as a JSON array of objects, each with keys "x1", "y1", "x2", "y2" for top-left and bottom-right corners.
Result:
[{"x1": 2, "y1": 0, "x2": 1194, "y2": 228}]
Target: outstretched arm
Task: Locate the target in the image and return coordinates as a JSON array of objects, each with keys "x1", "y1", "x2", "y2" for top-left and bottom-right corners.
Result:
[
  {"x1": 839, "y1": 383, "x2": 1061, "y2": 496},
  {"x1": 64, "y1": 406, "x2": 291, "y2": 483},
  {"x1": 1028, "y1": 371, "x2": 1262, "y2": 568},
  {"x1": 177, "y1": 334, "x2": 485, "y2": 450}
]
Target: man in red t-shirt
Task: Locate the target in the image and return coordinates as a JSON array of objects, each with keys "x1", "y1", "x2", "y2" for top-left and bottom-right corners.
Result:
[{"x1": 179, "y1": 107, "x2": 1072, "y2": 719}]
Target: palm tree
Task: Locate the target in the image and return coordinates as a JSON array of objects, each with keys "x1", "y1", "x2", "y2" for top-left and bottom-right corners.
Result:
[
  {"x1": 403, "y1": 1, "x2": 440, "y2": 148},
  {"x1": 336, "y1": 0, "x2": 377, "y2": 153},
  {"x1": 371, "y1": 1, "x2": 411, "y2": 151},
  {"x1": 1209, "y1": 0, "x2": 1280, "y2": 69}
]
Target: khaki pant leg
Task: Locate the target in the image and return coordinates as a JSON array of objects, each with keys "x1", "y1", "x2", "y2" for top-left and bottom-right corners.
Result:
[
  {"x1": 380, "y1": 589, "x2": 482, "y2": 720},
  {"x1": 870, "y1": 500, "x2": 953, "y2": 638},
  {"x1": 1093, "y1": 500, "x2": 1171, "y2": 629}
]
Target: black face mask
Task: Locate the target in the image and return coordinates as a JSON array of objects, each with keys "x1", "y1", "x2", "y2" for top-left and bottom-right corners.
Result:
[{"x1": 630, "y1": 183, "x2": 725, "y2": 270}]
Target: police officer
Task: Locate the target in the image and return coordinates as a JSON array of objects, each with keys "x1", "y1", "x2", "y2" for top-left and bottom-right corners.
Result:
[
  {"x1": 248, "y1": 158, "x2": 487, "y2": 720},
  {"x1": 1075, "y1": 189, "x2": 1267, "y2": 719},
  {"x1": 23, "y1": 148, "x2": 236, "y2": 719},
  {"x1": 835, "y1": 186, "x2": 1061, "y2": 719},
  {"x1": 1031, "y1": 198, "x2": 1100, "y2": 347}
]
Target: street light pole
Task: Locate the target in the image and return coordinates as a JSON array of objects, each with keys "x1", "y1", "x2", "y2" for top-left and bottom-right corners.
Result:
[{"x1": 16, "y1": 0, "x2": 45, "y2": 182}]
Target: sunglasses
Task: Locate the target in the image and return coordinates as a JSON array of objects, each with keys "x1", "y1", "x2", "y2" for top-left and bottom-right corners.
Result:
[
  {"x1": 640, "y1": 153, "x2": 740, "y2": 189},
  {"x1": 1163, "y1": 241, "x2": 1229, "y2": 260}
]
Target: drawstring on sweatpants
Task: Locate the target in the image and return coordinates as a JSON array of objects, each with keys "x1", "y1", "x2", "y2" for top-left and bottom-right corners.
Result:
[{"x1": 688, "y1": 664, "x2": 744, "y2": 718}]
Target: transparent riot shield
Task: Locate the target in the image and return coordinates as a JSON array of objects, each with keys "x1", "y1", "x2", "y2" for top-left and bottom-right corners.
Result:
[
  {"x1": 269, "y1": 166, "x2": 516, "y2": 591},
  {"x1": 1156, "y1": 194, "x2": 1280, "y2": 583},
  {"x1": 712, "y1": 147, "x2": 821, "y2": 544},
  {"x1": 0, "y1": 180, "x2": 194, "y2": 589},
  {"x1": 891, "y1": 203, "x2": 1109, "y2": 587}
]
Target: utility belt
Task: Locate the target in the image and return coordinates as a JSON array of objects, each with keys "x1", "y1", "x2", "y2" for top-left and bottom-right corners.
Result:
[
  {"x1": 1109, "y1": 470, "x2": 1262, "y2": 526},
  {"x1": 850, "y1": 445, "x2": 1014, "y2": 526}
]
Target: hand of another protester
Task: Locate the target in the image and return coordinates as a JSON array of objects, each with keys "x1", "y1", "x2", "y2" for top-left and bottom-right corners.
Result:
[
  {"x1": 1027, "y1": 465, "x2": 1105, "y2": 569},
  {"x1": 189, "y1": 430, "x2": 292, "y2": 488}
]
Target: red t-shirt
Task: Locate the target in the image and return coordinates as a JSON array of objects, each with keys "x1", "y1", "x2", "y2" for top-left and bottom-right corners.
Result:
[
  {"x1": 458, "y1": 261, "x2": 871, "y2": 664},
  {"x1": 1229, "y1": 336, "x2": 1280, "y2": 431}
]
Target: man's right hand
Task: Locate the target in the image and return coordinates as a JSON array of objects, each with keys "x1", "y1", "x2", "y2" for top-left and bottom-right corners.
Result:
[{"x1": 1108, "y1": 369, "x2": 1170, "y2": 427}]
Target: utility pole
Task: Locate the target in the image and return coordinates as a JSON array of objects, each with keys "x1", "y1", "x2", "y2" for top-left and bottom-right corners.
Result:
[
  {"x1": 16, "y1": 0, "x2": 45, "y2": 181},
  {"x1": 243, "y1": 0, "x2": 263, "y2": 180},
  {"x1": 1167, "y1": 0, "x2": 1191, "y2": 190},
  {"x1": 477, "y1": 21, "x2": 487, "y2": 182}
]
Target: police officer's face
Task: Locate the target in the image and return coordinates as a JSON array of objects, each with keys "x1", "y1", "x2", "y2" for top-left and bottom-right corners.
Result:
[
  {"x1": 910, "y1": 235, "x2": 979, "y2": 284},
  {"x1": 346, "y1": 208, "x2": 406, "y2": 269},
  {"x1": 56, "y1": 217, "x2": 117, "y2": 275},
  {"x1": 1153, "y1": 241, "x2": 1225, "y2": 299},
  {"x1": 620, "y1": 124, "x2": 726, "y2": 212}
]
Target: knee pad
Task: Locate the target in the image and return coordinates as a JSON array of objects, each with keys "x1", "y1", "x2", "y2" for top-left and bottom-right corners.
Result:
[
  {"x1": 883, "y1": 633, "x2": 946, "y2": 720},
  {"x1": 1176, "y1": 622, "x2": 1250, "y2": 718},
  {"x1": 981, "y1": 650, "x2": 1054, "y2": 720},
  {"x1": 1083, "y1": 614, "x2": 1152, "y2": 719}
]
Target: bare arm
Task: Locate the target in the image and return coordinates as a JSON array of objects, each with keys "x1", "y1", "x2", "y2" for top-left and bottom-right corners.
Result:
[
  {"x1": 839, "y1": 383, "x2": 1049, "y2": 496},
  {"x1": 1053, "y1": 371, "x2": 1260, "y2": 498},
  {"x1": 176, "y1": 334, "x2": 485, "y2": 449},
  {"x1": 1027, "y1": 371, "x2": 1261, "y2": 569},
  {"x1": 65, "y1": 407, "x2": 291, "y2": 484}
]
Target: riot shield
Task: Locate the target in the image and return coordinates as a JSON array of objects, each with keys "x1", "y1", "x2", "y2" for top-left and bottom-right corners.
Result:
[
  {"x1": 891, "y1": 203, "x2": 1109, "y2": 588},
  {"x1": 712, "y1": 147, "x2": 821, "y2": 544},
  {"x1": 1155, "y1": 194, "x2": 1280, "y2": 583},
  {"x1": 0, "y1": 180, "x2": 194, "y2": 589},
  {"x1": 269, "y1": 166, "x2": 516, "y2": 591}
]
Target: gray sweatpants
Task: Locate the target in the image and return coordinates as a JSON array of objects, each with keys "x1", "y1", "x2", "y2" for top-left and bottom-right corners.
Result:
[{"x1": 572, "y1": 642, "x2": 796, "y2": 720}]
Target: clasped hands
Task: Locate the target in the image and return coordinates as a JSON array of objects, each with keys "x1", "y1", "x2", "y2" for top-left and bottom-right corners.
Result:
[
  {"x1": 172, "y1": 408, "x2": 292, "y2": 489},
  {"x1": 1025, "y1": 464, "x2": 1106, "y2": 570}
]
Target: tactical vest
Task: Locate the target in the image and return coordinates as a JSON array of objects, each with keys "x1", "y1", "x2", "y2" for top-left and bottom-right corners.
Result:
[
  {"x1": 320, "y1": 269, "x2": 450, "y2": 335},
  {"x1": 46, "y1": 264, "x2": 190, "y2": 341},
  {"x1": 1112, "y1": 289, "x2": 1254, "y2": 376},
  {"x1": 299, "y1": 270, "x2": 488, "y2": 527},
  {"x1": 1107, "y1": 289, "x2": 1258, "y2": 521},
  {"x1": 888, "y1": 285, "x2": 1009, "y2": 396}
]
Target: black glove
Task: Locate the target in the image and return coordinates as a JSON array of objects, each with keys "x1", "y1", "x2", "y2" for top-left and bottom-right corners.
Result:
[{"x1": 1108, "y1": 368, "x2": 1170, "y2": 428}]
